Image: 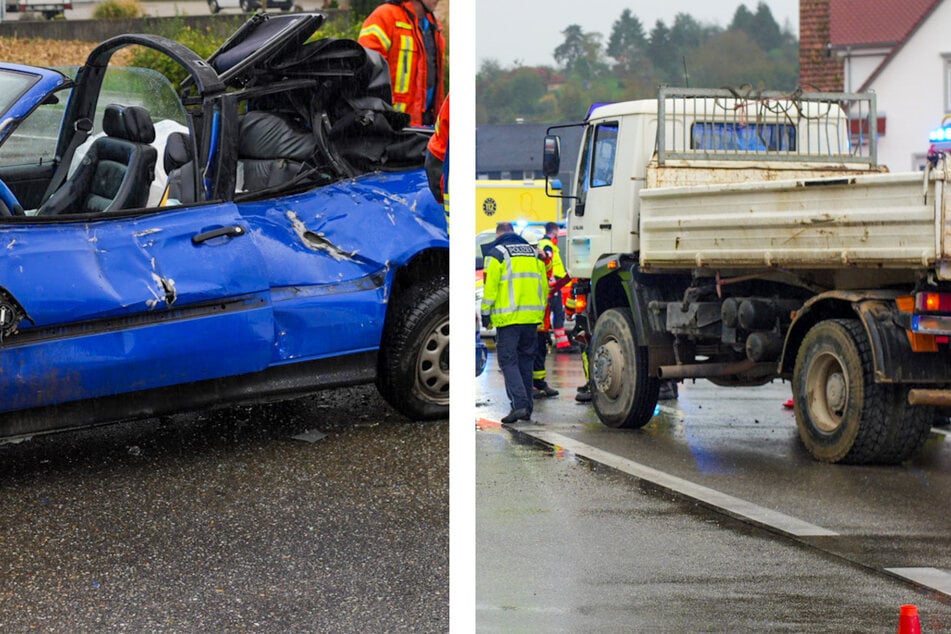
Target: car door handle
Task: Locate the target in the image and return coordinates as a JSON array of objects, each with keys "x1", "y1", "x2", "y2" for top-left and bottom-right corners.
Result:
[{"x1": 192, "y1": 225, "x2": 246, "y2": 245}]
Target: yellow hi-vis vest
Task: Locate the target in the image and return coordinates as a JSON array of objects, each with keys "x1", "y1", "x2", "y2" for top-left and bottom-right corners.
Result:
[
  {"x1": 481, "y1": 240, "x2": 547, "y2": 328},
  {"x1": 538, "y1": 236, "x2": 567, "y2": 279}
]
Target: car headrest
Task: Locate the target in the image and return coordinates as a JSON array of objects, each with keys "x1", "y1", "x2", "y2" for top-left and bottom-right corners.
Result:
[
  {"x1": 102, "y1": 104, "x2": 156, "y2": 144},
  {"x1": 164, "y1": 131, "x2": 193, "y2": 172}
]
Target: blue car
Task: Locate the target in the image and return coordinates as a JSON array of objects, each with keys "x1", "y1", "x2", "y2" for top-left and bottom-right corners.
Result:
[{"x1": 0, "y1": 13, "x2": 449, "y2": 440}]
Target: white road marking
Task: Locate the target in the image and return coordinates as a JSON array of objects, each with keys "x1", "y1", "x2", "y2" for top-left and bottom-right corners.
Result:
[
  {"x1": 885, "y1": 568, "x2": 951, "y2": 595},
  {"x1": 520, "y1": 428, "x2": 838, "y2": 537}
]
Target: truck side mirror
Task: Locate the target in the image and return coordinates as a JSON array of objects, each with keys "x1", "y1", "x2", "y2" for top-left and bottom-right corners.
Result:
[{"x1": 542, "y1": 135, "x2": 561, "y2": 177}]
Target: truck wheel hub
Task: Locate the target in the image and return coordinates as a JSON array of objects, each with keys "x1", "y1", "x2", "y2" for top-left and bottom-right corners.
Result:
[
  {"x1": 806, "y1": 351, "x2": 848, "y2": 433},
  {"x1": 593, "y1": 340, "x2": 624, "y2": 398}
]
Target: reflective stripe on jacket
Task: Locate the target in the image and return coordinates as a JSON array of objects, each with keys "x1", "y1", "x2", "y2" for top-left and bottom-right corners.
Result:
[
  {"x1": 358, "y1": 1, "x2": 446, "y2": 127},
  {"x1": 481, "y1": 237, "x2": 547, "y2": 329},
  {"x1": 538, "y1": 236, "x2": 567, "y2": 279}
]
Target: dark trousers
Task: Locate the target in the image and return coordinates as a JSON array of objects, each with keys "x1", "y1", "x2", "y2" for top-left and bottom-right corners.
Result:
[
  {"x1": 533, "y1": 330, "x2": 549, "y2": 388},
  {"x1": 549, "y1": 292, "x2": 565, "y2": 329},
  {"x1": 495, "y1": 323, "x2": 537, "y2": 413}
]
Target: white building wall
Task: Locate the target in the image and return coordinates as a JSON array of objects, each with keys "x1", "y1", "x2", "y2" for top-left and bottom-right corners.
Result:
[
  {"x1": 841, "y1": 49, "x2": 888, "y2": 93},
  {"x1": 864, "y1": 0, "x2": 951, "y2": 172}
]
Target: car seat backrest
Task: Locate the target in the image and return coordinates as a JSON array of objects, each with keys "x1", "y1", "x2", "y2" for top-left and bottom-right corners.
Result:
[
  {"x1": 38, "y1": 104, "x2": 158, "y2": 216},
  {"x1": 238, "y1": 110, "x2": 316, "y2": 192},
  {"x1": 163, "y1": 131, "x2": 197, "y2": 205}
]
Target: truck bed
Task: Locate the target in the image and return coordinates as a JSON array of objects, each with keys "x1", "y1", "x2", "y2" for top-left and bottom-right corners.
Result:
[{"x1": 639, "y1": 168, "x2": 948, "y2": 277}]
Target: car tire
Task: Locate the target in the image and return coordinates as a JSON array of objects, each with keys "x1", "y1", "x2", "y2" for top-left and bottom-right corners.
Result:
[
  {"x1": 590, "y1": 307, "x2": 659, "y2": 428},
  {"x1": 377, "y1": 274, "x2": 449, "y2": 420},
  {"x1": 208, "y1": 0, "x2": 220, "y2": 12},
  {"x1": 239, "y1": 0, "x2": 253, "y2": 11},
  {"x1": 793, "y1": 318, "x2": 930, "y2": 464}
]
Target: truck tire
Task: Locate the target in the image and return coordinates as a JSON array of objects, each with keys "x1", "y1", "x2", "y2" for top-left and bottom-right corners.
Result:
[
  {"x1": 793, "y1": 319, "x2": 929, "y2": 464},
  {"x1": 590, "y1": 308, "x2": 660, "y2": 428},
  {"x1": 376, "y1": 274, "x2": 449, "y2": 420}
]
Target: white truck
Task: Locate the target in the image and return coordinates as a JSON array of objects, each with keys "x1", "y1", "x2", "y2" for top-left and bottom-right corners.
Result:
[
  {"x1": 5, "y1": 0, "x2": 71, "y2": 20},
  {"x1": 543, "y1": 87, "x2": 951, "y2": 464}
]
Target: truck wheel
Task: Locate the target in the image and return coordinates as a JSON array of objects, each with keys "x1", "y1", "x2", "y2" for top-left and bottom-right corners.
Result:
[
  {"x1": 376, "y1": 274, "x2": 449, "y2": 420},
  {"x1": 793, "y1": 319, "x2": 894, "y2": 463},
  {"x1": 590, "y1": 308, "x2": 659, "y2": 428}
]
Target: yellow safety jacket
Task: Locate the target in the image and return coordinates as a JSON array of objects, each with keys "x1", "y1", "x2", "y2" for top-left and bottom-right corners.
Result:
[
  {"x1": 538, "y1": 236, "x2": 567, "y2": 279},
  {"x1": 481, "y1": 235, "x2": 547, "y2": 329}
]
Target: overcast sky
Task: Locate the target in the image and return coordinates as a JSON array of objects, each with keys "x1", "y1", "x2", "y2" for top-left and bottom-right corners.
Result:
[{"x1": 475, "y1": 0, "x2": 799, "y2": 68}]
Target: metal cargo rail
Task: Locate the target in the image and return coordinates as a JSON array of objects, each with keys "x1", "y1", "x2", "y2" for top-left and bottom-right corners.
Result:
[{"x1": 656, "y1": 87, "x2": 878, "y2": 166}]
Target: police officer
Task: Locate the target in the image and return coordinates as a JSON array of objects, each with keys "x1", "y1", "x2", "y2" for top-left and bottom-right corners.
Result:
[{"x1": 481, "y1": 222, "x2": 548, "y2": 424}]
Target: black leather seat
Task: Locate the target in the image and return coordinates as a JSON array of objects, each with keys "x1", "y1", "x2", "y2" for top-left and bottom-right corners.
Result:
[
  {"x1": 39, "y1": 104, "x2": 157, "y2": 215},
  {"x1": 238, "y1": 110, "x2": 316, "y2": 192},
  {"x1": 162, "y1": 131, "x2": 197, "y2": 205}
]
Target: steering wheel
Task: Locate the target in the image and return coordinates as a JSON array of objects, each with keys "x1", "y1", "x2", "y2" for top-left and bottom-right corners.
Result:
[{"x1": 0, "y1": 178, "x2": 23, "y2": 216}]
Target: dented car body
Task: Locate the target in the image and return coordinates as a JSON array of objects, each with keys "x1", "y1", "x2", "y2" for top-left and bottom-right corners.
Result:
[{"x1": 0, "y1": 13, "x2": 449, "y2": 439}]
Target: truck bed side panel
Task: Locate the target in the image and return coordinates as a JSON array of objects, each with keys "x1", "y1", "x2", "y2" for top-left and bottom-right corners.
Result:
[{"x1": 639, "y1": 171, "x2": 943, "y2": 270}]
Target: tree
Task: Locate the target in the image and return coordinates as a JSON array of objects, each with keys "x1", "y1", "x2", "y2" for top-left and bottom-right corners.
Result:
[
  {"x1": 554, "y1": 24, "x2": 607, "y2": 78},
  {"x1": 689, "y1": 30, "x2": 773, "y2": 88},
  {"x1": 607, "y1": 9, "x2": 649, "y2": 76},
  {"x1": 731, "y1": 2, "x2": 784, "y2": 52},
  {"x1": 476, "y1": 61, "x2": 549, "y2": 124},
  {"x1": 647, "y1": 20, "x2": 678, "y2": 84}
]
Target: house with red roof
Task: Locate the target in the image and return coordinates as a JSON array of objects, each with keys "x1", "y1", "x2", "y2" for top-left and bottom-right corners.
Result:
[{"x1": 800, "y1": 0, "x2": 950, "y2": 171}]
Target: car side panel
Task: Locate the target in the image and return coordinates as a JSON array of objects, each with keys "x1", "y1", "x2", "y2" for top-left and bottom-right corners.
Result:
[
  {"x1": 238, "y1": 169, "x2": 448, "y2": 362},
  {"x1": 0, "y1": 202, "x2": 275, "y2": 413}
]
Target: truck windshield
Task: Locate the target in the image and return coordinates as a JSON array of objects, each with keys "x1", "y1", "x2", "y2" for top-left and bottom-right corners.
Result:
[{"x1": 691, "y1": 122, "x2": 796, "y2": 152}]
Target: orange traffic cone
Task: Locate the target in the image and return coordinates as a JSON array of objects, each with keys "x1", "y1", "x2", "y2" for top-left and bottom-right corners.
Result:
[{"x1": 898, "y1": 604, "x2": 922, "y2": 634}]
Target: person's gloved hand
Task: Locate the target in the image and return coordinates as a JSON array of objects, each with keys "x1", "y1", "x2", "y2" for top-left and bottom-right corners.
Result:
[{"x1": 481, "y1": 315, "x2": 492, "y2": 329}]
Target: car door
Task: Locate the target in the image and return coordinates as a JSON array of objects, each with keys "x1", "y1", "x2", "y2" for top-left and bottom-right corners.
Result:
[{"x1": 0, "y1": 201, "x2": 274, "y2": 413}]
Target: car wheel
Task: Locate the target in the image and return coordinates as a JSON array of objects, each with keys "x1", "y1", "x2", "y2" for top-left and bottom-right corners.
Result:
[
  {"x1": 377, "y1": 273, "x2": 449, "y2": 420},
  {"x1": 793, "y1": 318, "x2": 929, "y2": 464},
  {"x1": 239, "y1": 0, "x2": 253, "y2": 11},
  {"x1": 207, "y1": 0, "x2": 220, "y2": 12},
  {"x1": 590, "y1": 308, "x2": 659, "y2": 428}
]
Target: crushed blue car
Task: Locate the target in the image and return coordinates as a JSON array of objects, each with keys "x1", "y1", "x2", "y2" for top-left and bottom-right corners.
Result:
[{"x1": 0, "y1": 13, "x2": 449, "y2": 440}]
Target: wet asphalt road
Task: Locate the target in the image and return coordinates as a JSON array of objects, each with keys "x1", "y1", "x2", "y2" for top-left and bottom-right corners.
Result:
[
  {"x1": 0, "y1": 385, "x2": 448, "y2": 632},
  {"x1": 476, "y1": 344, "x2": 951, "y2": 631}
]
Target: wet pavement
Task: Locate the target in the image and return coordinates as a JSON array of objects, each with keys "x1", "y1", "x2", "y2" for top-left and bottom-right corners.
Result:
[
  {"x1": 476, "y1": 343, "x2": 951, "y2": 630},
  {"x1": 0, "y1": 385, "x2": 448, "y2": 632}
]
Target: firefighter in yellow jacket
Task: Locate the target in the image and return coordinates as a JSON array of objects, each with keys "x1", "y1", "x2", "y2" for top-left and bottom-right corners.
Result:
[
  {"x1": 538, "y1": 222, "x2": 579, "y2": 353},
  {"x1": 358, "y1": 0, "x2": 446, "y2": 127},
  {"x1": 481, "y1": 222, "x2": 548, "y2": 424}
]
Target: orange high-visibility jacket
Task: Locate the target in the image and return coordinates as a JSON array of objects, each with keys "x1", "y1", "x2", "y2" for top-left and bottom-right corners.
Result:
[{"x1": 358, "y1": 1, "x2": 446, "y2": 127}]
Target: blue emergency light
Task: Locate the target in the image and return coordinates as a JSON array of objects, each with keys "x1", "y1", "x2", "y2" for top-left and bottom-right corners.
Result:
[{"x1": 929, "y1": 125, "x2": 951, "y2": 143}]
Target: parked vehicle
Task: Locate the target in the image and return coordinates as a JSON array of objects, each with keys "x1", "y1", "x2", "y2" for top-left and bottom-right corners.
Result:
[
  {"x1": 5, "y1": 0, "x2": 71, "y2": 19},
  {"x1": 474, "y1": 179, "x2": 561, "y2": 234},
  {"x1": 0, "y1": 13, "x2": 449, "y2": 441},
  {"x1": 208, "y1": 0, "x2": 294, "y2": 14},
  {"x1": 544, "y1": 86, "x2": 951, "y2": 464}
]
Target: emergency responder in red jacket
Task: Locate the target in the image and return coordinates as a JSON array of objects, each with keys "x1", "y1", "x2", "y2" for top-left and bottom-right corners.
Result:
[
  {"x1": 359, "y1": 0, "x2": 446, "y2": 127},
  {"x1": 425, "y1": 93, "x2": 449, "y2": 227}
]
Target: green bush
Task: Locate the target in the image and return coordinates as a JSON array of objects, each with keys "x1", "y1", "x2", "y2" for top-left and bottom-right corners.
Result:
[
  {"x1": 92, "y1": 0, "x2": 145, "y2": 19},
  {"x1": 127, "y1": 27, "x2": 226, "y2": 89}
]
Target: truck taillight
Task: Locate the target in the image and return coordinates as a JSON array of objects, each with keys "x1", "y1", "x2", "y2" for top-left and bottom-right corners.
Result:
[
  {"x1": 915, "y1": 292, "x2": 951, "y2": 313},
  {"x1": 574, "y1": 294, "x2": 587, "y2": 313}
]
